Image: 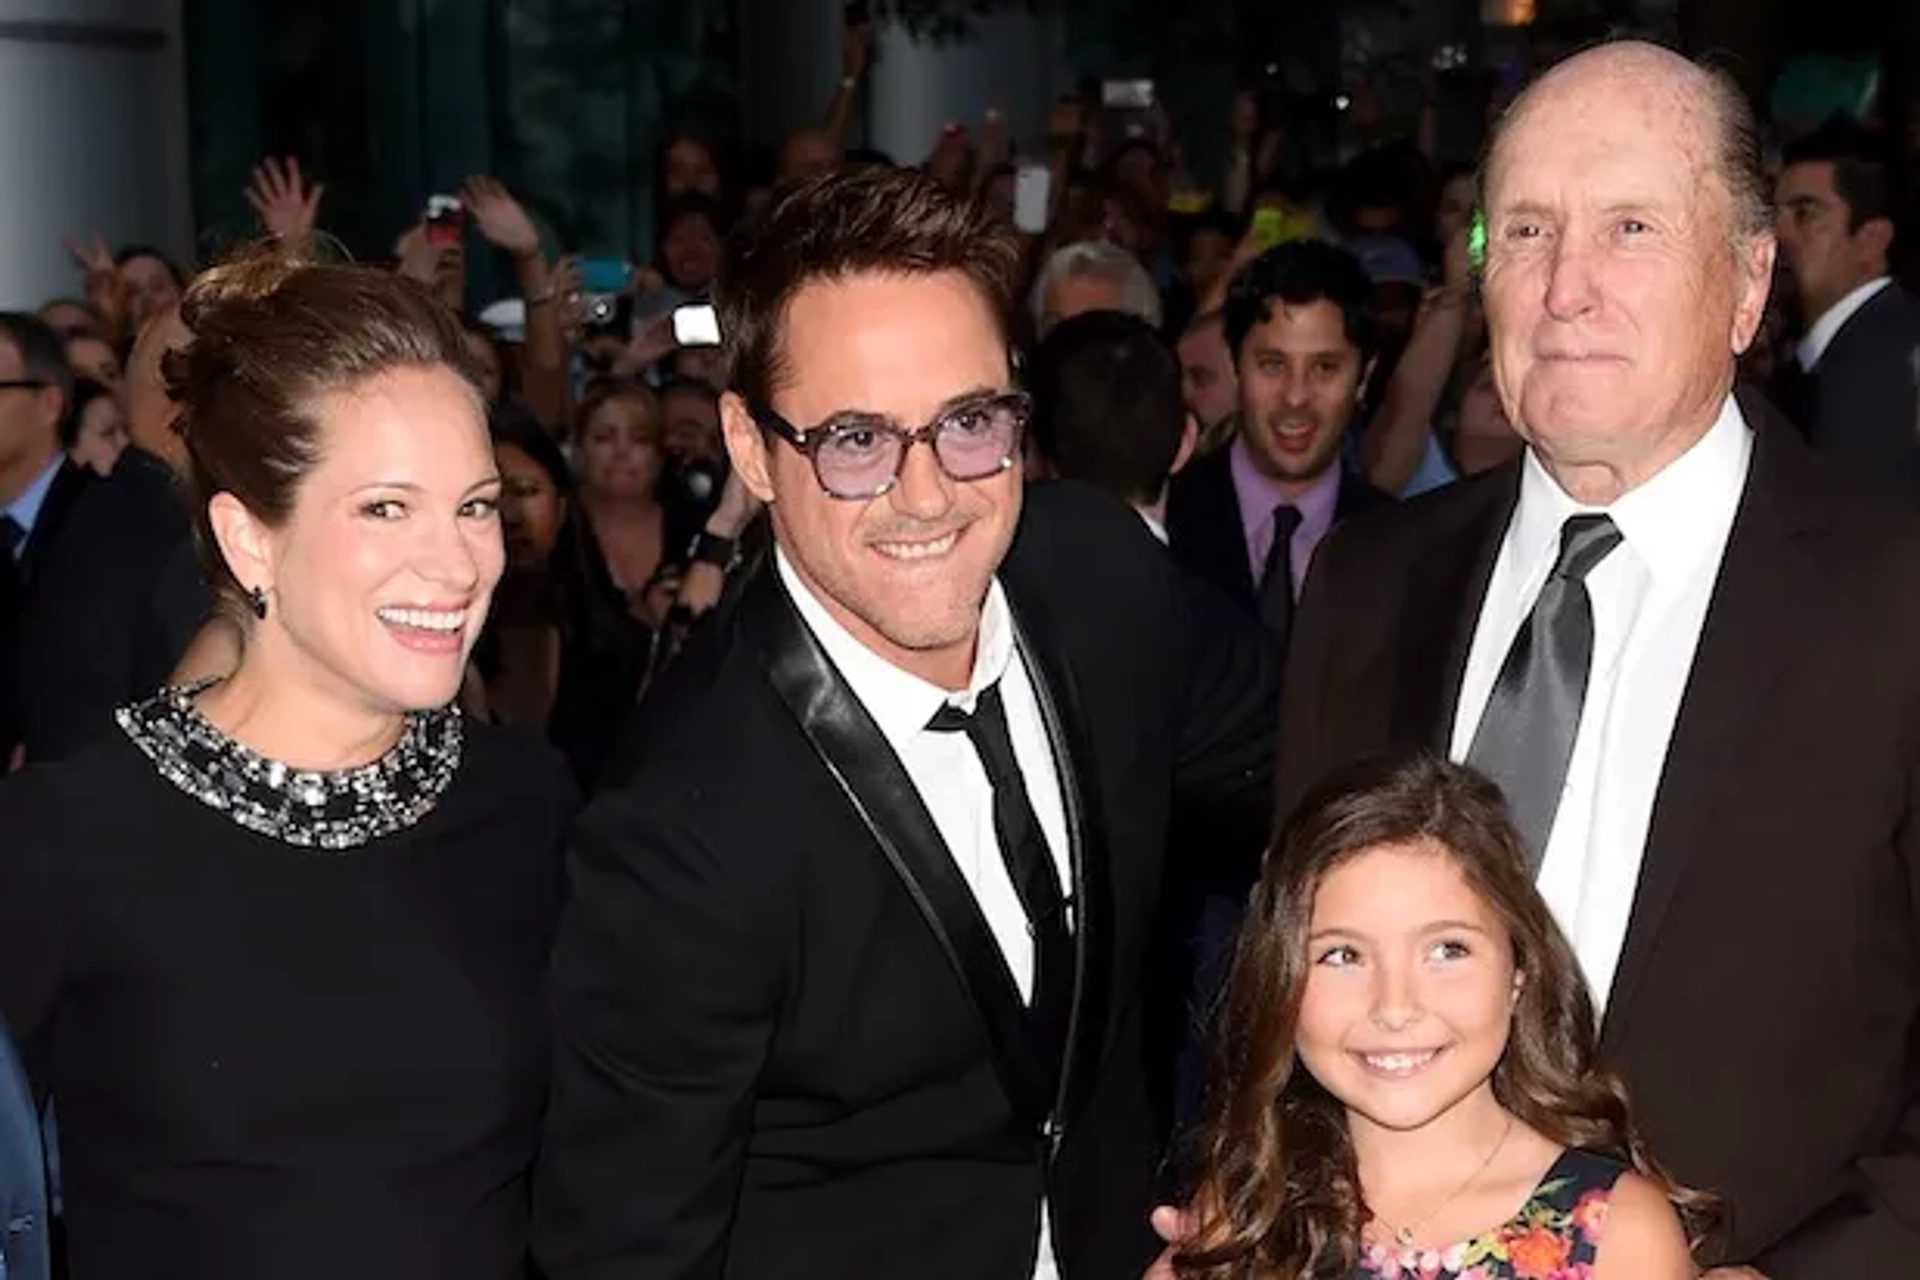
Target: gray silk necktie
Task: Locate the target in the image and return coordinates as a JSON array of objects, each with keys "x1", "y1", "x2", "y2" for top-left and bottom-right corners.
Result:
[{"x1": 1466, "y1": 514, "x2": 1624, "y2": 870}]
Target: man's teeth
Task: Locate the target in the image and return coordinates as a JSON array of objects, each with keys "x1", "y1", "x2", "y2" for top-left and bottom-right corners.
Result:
[
  {"x1": 377, "y1": 607, "x2": 466, "y2": 632},
  {"x1": 1361, "y1": 1050, "x2": 1439, "y2": 1074},
  {"x1": 874, "y1": 531, "x2": 958, "y2": 561}
]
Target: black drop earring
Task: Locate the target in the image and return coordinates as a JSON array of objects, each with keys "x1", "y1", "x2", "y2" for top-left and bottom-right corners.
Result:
[{"x1": 247, "y1": 585, "x2": 269, "y2": 620}]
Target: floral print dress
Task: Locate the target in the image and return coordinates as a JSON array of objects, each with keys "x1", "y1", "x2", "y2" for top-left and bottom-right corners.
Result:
[{"x1": 1354, "y1": 1148, "x2": 1627, "y2": 1280}]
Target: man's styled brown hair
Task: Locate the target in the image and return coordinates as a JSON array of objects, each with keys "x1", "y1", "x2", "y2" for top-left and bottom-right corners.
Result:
[{"x1": 714, "y1": 167, "x2": 1025, "y2": 411}]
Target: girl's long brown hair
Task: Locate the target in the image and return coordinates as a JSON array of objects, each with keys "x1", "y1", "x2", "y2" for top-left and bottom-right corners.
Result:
[{"x1": 1175, "y1": 753, "x2": 1715, "y2": 1278}]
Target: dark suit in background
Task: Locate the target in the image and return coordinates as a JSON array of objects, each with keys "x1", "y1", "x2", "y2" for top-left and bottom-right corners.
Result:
[
  {"x1": 1163, "y1": 445, "x2": 1392, "y2": 616},
  {"x1": 1796, "y1": 281, "x2": 1920, "y2": 486},
  {"x1": 533, "y1": 483, "x2": 1277, "y2": 1279},
  {"x1": 3, "y1": 449, "x2": 206, "y2": 763},
  {"x1": 1274, "y1": 398, "x2": 1920, "y2": 1271}
]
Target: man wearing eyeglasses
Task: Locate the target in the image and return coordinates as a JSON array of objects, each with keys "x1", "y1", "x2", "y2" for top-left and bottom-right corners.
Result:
[
  {"x1": 534, "y1": 167, "x2": 1278, "y2": 1279},
  {"x1": 0, "y1": 315, "x2": 65, "y2": 762},
  {"x1": 0, "y1": 313, "x2": 200, "y2": 768}
]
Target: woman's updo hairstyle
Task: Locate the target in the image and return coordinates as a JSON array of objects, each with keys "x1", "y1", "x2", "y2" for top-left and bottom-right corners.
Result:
[{"x1": 163, "y1": 241, "x2": 478, "y2": 616}]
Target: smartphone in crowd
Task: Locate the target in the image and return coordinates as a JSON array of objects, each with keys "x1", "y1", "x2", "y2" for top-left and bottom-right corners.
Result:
[
  {"x1": 424, "y1": 194, "x2": 463, "y2": 247},
  {"x1": 578, "y1": 258, "x2": 630, "y2": 295},
  {"x1": 672, "y1": 303, "x2": 721, "y2": 349},
  {"x1": 1012, "y1": 165, "x2": 1052, "y2": 236},
  {"x1": 1100, "y1": 79, "x2": 1155, "y2": 111}
]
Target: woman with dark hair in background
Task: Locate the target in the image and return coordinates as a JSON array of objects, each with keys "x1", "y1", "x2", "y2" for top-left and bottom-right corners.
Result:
[
  {"x1": 571, "y1": 380, "x2": 678, "y2": 617},
  {"x1": 659, "y1": 131, "x2": 726, "y2": 204},
  {"x1": 61, "y1": 377, "x2": 128, "y2": 476},
  {"x1": 0, "y1": 244, "x2": 576, "y2": 1280},
  {"x1": 476, "y1": 408, "x2": 646, "y2": 786},
  {"x1": 654, "y1": 192, "x2": 725, "y2": 299}
]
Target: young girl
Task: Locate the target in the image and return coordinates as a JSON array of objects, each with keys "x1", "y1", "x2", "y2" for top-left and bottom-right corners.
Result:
[{"x1": 1173, "y1": 754, "x2": 1711, "y2": 1279}]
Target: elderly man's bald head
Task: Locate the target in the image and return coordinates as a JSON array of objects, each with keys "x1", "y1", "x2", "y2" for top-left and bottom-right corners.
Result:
[
  {"x1": 1488, "y1": 42, "x2": 1771, "y2": 243},
  {"x1": 1475, "y1": 40, "x2": 1776, "y2": 504}
]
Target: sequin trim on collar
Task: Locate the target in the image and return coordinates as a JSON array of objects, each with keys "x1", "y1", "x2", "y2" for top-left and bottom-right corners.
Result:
[{"x1": 115, "y1": 679, "x2": 462, "y2": 850}]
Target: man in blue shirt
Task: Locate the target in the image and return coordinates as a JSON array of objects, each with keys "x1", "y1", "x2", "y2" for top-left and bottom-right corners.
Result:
[
  {"x1": 0, "y1": 322, "x2": 66, "y2": 564},
  {"x1": 0, "y1": 311, "x2": 205, "y2": 764}
]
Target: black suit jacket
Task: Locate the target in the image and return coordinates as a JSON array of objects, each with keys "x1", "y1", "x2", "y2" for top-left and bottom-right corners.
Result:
[
  {"x1": 1164, "y1": 445, "x2": 1393, "y2": 614},
  {"x1": 1801, "y1": 281, "x2": 1920, "y2": 486},
  {"x1": 1274, "y1": 394, "x2": 1920, "y2": 1273},
  {"x1": 3, "y1": 451, "x2": 206, "y2": 764},
  {"x1": 533, "y1": 482, "x2": 1278, "y2": 1279}
]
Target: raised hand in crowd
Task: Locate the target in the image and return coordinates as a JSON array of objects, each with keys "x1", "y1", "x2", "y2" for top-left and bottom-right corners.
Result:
[
  {"x1": 818, "y1": 11, "x2": 872, "y2": 152},
  {"x1": 625, "y1": 312, "x2": 678, "y2": 371},
  {"x1": 244, "y1": 156, "x2": 325, "y2": 244},
  {"x1": 549, "y1": 254, "x2": 587, "y2": 341},
  {"x1": 840, "y1": 10, "x2": 872, "y2": 83},
  {"x1": 65, "y1": 232, "x2": 126, "y2": 339},
  {"x1": 460, "y1": 174, "x2": 541, "y2": 262},
  {"x1": 976, "y1": 106, "x2": 1012, "y2": 175},
  {"x1": 460, "y1": 174, "x2": 573, "y2": 428},
  {"x1": 664, "y1": 464, "x2": 761, "y2": 624}
]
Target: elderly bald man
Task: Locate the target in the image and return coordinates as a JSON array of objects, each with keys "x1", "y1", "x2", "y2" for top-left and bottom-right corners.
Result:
[{"x1": 1157, "y1": 40, "x2": 1920, "y2": 1279}]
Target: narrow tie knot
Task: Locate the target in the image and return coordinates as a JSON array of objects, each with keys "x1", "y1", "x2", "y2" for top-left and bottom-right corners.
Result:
[
  {"x1": 927, "y1": 703, "x2": 969, "y2": 733},
  {"x1": 927, "y1": 685, "x2": 1000, "y2": 735},
  {"x1": 1551, "y1": 514, "x2": 1622, "y2": 584},
  {"x1": 1270, "y1": 502, "x2": 1303, "y2": 546}
]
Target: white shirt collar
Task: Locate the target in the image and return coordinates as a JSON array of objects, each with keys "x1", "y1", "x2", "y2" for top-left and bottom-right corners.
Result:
[
  {"x1": 1798, "y1": 276, "x2": 1892, "y2": 371},
  {"x1": 774, "y1": 546, "x2": 1016, "y2": 753},
  {"x1": 1511, "y1": 394, "x2": 1752, "y2": 590}
]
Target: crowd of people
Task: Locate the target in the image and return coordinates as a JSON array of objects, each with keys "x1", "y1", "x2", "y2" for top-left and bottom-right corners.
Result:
[{"x1": 0, "y1": 19, "x2": 1917, "y2": 1280}]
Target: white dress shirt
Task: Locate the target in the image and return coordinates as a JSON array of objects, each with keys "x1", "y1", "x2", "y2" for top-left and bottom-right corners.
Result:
[
  {"x1": 1798, "y1": 275, "x2": 1892, "y2": 371},
  {"x1": 776, "y1": 550, "x2": 1070, "y2": 1279},
  {"x1": 1449, "y1": 397, "x2": 1751, "y2": 1009}
]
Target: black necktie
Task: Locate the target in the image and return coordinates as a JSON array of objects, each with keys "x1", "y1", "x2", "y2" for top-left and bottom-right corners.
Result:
[
  {"x1": 0, "y1": 515, "x2": 23, "y2": 562},
  {"x1": 1466, "y1": 514, "x2": 1624, "y2": 870},
  {"x1": 1257, "y1": 503, "x2": 1304, "y2": 640},
  {"x1": 928, "y1": 683, "x2": 1074, "y2": 1104}
]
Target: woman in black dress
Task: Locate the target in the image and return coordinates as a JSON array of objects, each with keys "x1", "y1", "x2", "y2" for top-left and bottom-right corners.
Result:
[{"x1": 0, "y1": 245, "x2": 576, "y2": 1279}]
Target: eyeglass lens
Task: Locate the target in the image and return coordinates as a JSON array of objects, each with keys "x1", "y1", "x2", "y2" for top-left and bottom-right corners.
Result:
[{"x1": 812, "y1": 395, "x2": 1026, "y2": 498}]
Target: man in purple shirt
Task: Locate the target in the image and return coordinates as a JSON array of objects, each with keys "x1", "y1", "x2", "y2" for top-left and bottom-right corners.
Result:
[
  {"x1": 1165, "y1": 241, "x2": 1394, "y2": 646},
  {"x1": 1160, "y1": 242, "x2": 1394, "y2": 1124}
]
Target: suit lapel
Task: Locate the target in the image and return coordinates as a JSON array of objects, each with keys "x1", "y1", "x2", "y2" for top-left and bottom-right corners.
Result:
[
  {"x1": 1600, "y1": 409, "x2": 1823, "y2": 1046},
  {"x1": 1178, "y1": 450, "x2": 1256, "y2": 605},
  {"x1": 738, "y1": 565, "x2": 1069, "y2": 1134},
  {"x1": 1001, "y1": 580, "x2": 1110, "y2": 1140},
  {"x1": 1390, "y1": 465, "x2": 1519, "y2": 751}
]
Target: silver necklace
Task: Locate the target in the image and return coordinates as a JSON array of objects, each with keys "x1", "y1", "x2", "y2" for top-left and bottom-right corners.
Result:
[
  {"x1": 116, "y1": 678, "x2": 462, "y2": 851},
  {"x1": 1377, "y1": 1113, "x2": 1517, "y2": 1249}
]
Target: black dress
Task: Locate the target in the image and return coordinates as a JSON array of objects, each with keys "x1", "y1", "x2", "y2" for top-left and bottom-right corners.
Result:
[{"x1": 0, "y1": 684, "x2": 578, "y2": 1280}]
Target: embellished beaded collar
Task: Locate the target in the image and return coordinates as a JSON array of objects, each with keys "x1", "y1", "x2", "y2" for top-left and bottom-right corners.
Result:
[{"x1": 115, "y1": 679, "x2": 463, "y2": 851}]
